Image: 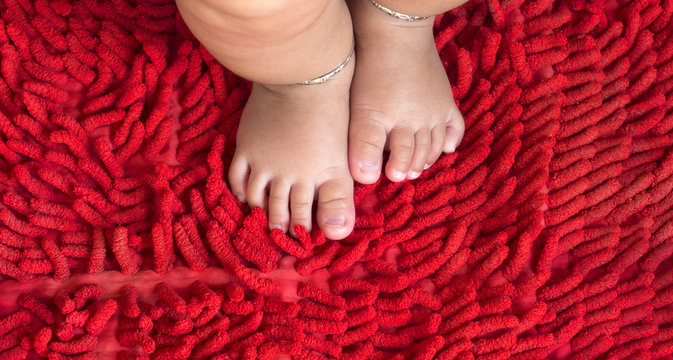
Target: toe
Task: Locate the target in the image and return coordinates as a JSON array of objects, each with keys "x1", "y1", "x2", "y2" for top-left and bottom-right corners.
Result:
[
  {"x1": 408, "y1": 128, "x2": 430, "y2": 180},
  {"x1": 228, "y1": 153, "x2": 249, "y2": 202},
  {"x1": 385, "y1": 126, "x2": 414, "y2": 182},
  {"x1": 348, "y1": 118, "x2": 386, "y2": 185},
  {"x1": 246, "y1": 171, "x2": 269, "y2": 210},
  {"x1": 316, "y1": 177, "x2": 355, "y2": 240},
  {"x1": 444, "y1": 104, "x2": 465, "y2": 153},
  {"x1": 268, "y1": 180, "x2": 291, "y2": 232},
  {"x1": 290, "y1": 182, "x2": 315, "y2": 236},
  {"x1": 428, "y1": 125, "x2": 446, "y2": 168}
]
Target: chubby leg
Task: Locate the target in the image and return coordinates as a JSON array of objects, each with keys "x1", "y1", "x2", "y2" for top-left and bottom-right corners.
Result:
[
  {"x1": 347, "y1": 0, "x2": 467, "y2": 184},
  {"x1": 177, "y1": 0, "x2": 356, "y2": 240}
]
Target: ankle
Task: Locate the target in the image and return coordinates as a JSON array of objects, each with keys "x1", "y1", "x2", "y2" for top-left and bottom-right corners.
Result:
[
  {"x1": 350, "y1": 0, "x2": 434, "y2": 43},
  {"x1": 259, "y1": 54, "x2": 355, "y2": 99},
  {"x1": 350, "y1": 0, "x2": 468, "y2": 21}
]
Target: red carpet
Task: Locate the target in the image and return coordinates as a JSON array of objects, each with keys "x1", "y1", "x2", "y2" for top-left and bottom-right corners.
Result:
[{"x1": 0, "y1": 0, "x2": 671, "y2": 358}]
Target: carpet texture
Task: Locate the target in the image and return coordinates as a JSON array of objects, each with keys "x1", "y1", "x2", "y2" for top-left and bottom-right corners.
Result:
[{"x1": 0, "y1": 0, "x2": 671, "y2": 358}]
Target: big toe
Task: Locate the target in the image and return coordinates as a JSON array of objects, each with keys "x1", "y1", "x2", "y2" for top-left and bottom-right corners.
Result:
[
  {"x1": 316, "y1": 177, "x2": 355, "y2": 240},
  {"x1": 349, "y1": 117, "x2": 386, "y2": 184},
  {"x1": 444, "y1": 105, "x2": 465, "y2": 153}
]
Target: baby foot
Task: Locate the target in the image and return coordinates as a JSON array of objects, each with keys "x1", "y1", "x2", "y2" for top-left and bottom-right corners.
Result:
[
  {"x1": 228, "y1": 60, "x2": 356, "y2": 240},
  {"x1": 348, "y1": 0, "x2": 465, "y2": 184}
]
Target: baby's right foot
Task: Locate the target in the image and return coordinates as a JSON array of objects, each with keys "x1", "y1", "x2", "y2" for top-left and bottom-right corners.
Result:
[{"x1": 228, "y1": 59, "x2": 356, "y2": 240}]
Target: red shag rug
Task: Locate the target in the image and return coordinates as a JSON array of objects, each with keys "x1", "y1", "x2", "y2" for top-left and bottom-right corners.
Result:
[{"x1": 0, "y1": 0, "x2": 671, "y2": 359}]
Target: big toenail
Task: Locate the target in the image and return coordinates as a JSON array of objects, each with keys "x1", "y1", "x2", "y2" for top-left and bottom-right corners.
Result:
[
  {"x1": 324, "y1": 217, "x2": 346, "y2": 226},
  {"x1": 361, "y1": 162, "x2": 379, "y2": 173},
  {"x1": 408, "y1": 171, "x2": 420, "y2": 179}
]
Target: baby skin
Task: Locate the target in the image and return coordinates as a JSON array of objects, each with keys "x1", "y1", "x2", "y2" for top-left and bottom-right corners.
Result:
[{"x1": 177, "y1": 0, "x2": 467, "y2": 240}]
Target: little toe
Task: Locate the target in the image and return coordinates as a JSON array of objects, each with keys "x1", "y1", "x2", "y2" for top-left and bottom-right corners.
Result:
[
  {"x1": 348, "y1": 118, "x2": 386, "y2": 184},
  {"x1": 246, "y1": 172, "x2": 269, "y2": 211},
  {"x1": 385, "y1": 126, "x2": 415, "y2": 182},
  {"x1": 228, "y1": 153, "x2": 249, "y2": 202},
  {"x1": 268, "y1": 180, "x2": 291, "y2": 232},
  {"x1": 316, "y1": 177, "x2": 355, "y2": 240},
  {"x1": 444, "y1": 106, "x2": 465, "y2": 153},
  {"x1": 290, "y1": 182, "x2": 315, "y2": 237},
  {"x1": 407, "y1": 129, "x2": 430, "y2": 180}
]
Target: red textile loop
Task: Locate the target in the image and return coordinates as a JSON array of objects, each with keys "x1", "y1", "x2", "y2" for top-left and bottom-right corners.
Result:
[{"x1": 0, "y1": 0, "x2": 669, "y2": 358}]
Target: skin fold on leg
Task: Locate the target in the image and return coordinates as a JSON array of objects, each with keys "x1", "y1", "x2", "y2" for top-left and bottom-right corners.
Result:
[
  {"x1": 176, "y1": 0, "x2": 353, "y2": 85},
  {"x1": 176, "y1": 0, "x2": 357, "y2": 240}
]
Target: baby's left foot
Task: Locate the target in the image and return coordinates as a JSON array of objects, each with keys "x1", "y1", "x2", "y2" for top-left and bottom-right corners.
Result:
[{"x1": 348, "y1": 0, "x2": 465, "y2": 184}]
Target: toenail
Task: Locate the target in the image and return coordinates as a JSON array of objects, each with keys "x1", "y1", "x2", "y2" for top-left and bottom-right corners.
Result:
[
  {"x1": 408, "y1": 171, "x2": 420, "y2": 179},
  {"x1": 424, "y1": 164, "x2": 431, "y2": 170},
  {"x1": 447, "y1": 144, "x2": 456, "y2": 153},
  {"x1": 324, "y1": 217, "x2": 346, "y2": 227},
  {"x1": 361, "y1": 162, "x2": 379, "y2": 173},
  {"x1": 392, "y1": 171, "x2": 406, "y2": 180},
  {"x1": 235, "y1": 193, "x2": 244, "y2": 202},
  {"x1": 270, "y1": 224, "x2": 285, "y2": 231}
]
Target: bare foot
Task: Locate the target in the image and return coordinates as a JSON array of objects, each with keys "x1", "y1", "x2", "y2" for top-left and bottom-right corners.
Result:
[
  {"x1": 228, "y1": 60, "x2": 356, "y2": 240},
  {"x1": 348, "y1": 0, "x2": 465, "y2": 184}
]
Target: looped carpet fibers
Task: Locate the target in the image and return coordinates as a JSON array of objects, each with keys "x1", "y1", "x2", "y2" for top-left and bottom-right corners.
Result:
[{"x1": 0, "y1": 0, "x2": 671, "y2": 358}]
